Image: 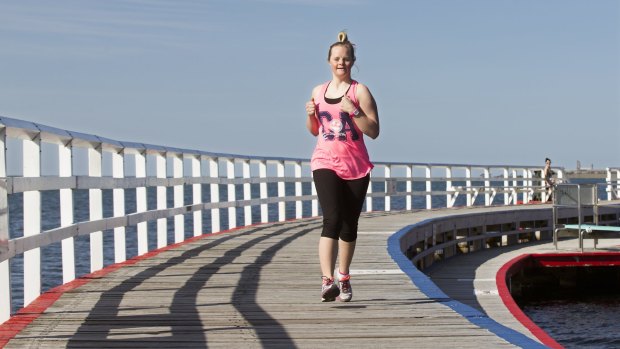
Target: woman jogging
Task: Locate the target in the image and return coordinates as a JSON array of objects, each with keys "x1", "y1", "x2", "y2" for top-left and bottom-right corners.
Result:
[{"x1": 305, "y1": 31, "x2": 380, "y2": 302}]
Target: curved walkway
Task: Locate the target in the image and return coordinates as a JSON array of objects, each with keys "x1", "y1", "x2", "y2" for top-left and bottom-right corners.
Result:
[
  {"x1": 425, "y1": 232, "x2": 620, "y2": 348},
  {"x1": 1, "y1": 207, "x2": 559, "y2": 348}
]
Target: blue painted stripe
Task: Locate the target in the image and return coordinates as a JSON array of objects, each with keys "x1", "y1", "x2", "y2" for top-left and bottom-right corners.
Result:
[{"x1": 387, "y1": 220, "x2": 550, "y2": 349}]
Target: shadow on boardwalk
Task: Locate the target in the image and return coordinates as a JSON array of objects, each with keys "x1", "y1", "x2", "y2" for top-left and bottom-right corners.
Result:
[
  {"x1": 66, "y1": 221, "x2": 318, "y2": 348},
  {"x1": 424, "y1": 240, "x2": 550, "y2": 312},
  {"x1": 5, "y1": 210, "x2": 543, "y2": 349}
]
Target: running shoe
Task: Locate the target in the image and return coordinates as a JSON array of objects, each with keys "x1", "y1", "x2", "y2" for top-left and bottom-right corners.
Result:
[
  {"x1": 338, "y1": 273, "x2": 352, "y2": 302},
  {"x1": 321, "y1": 276, "x2": 340, "y2": 302}
]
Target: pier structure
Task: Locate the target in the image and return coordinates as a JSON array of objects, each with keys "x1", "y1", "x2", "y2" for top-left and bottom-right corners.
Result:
[
  {"x1": 0, "y1": 116, "x2": 619, "y2": 347},
  {"x1": 0, "y1": 202, "x2": 618, "y2": 347}
]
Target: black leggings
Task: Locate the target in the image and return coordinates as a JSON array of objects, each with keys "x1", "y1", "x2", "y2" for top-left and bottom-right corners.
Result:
[{"x1": 313, "y1": 169, "x2": 370, "y2": 242}]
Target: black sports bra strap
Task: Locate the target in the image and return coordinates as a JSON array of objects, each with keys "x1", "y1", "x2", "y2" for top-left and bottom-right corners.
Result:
[{"x1": 324, "y1": 82, "x2": 352, "y2": 105}]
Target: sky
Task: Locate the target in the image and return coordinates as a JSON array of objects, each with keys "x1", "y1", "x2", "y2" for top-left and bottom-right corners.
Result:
[{"x1": 1, "y1": 0, "x2": 619, "y2": 170}]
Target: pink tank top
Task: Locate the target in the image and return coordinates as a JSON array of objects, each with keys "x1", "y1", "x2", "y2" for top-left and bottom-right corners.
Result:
[{"x1": 310, "y1": 80, "x2": 373, "y2": 180}]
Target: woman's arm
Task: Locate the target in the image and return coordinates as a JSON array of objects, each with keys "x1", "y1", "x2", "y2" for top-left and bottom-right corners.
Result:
[{"x1": 344, "y1": 83, "x2": 379, "y2": 139}]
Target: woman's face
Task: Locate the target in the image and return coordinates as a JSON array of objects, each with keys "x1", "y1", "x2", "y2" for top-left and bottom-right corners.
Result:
[{"x1": 329, "y1": 45, "x2": 353, "y2": 77}]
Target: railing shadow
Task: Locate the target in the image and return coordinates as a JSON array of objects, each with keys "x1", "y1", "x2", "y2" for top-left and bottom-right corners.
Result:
[{"x1": 66, "y1": 220, "x2": 320, "y2": 348}]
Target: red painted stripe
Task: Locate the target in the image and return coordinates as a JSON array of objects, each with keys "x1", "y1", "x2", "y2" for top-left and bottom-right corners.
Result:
[
  {"x1": 531, "y1": 252, "x2": 620, "y2": 267},
  {"x1": 496, "y1": 254, "x2": 564, "y2": 349},
  {"x1": 537, "y1": 260, "x2": 620, "y2": 267},
  {"x1": 0, "y1": 218, "x2": 312, "y2": 346}
]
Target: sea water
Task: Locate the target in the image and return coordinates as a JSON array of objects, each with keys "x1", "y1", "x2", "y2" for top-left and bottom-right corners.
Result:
[{"x1": 522, "y1": 296, "x2": 620, "y2": 348}]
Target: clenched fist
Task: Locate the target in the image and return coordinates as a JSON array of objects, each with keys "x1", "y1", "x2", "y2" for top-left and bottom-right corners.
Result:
[{"x1": 306, "y1": 98, "x2": 317, "y2": 117}]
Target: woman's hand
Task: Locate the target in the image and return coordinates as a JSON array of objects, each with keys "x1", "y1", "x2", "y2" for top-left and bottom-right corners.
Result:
[
  {"x1": 306, "y1": 98, "x2": 317, "y2": 117},
  {"x1": 341, "y1": 96, "x2": 357, "y2": 115},
  {"x1": 306, "y1": 96, "x2": 319, "y2": 136}
]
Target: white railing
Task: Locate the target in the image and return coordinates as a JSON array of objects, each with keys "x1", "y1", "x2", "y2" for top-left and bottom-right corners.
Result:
[
  {"x1": 607, "y1": 167, "x2": 620, "y2": 200},
  {"x1": 392, "y1": 204, "x2": 620, "y2": 271},
  {"x1": 2, "y1": 115, "x2": 607, "y2": 324}
]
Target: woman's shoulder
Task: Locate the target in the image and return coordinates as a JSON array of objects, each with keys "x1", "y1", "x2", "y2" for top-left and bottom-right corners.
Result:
[
  {"x1": 310, "y1": 84, "x2": 322, "y2": 98},
  {"x1": 353, "y1": 81, "x2": 373, "y2": 97},
  {"x1": 310, "y1": 81, "x2": 330, "y2": 97},
  {"x1": 352, "y1": 80, "x2": 370, "y2": 91}
]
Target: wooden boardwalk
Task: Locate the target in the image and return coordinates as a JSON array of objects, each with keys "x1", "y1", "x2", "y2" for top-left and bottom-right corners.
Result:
[{"x1": 4, "y1": 205, "x2": 612, "y2": 348}]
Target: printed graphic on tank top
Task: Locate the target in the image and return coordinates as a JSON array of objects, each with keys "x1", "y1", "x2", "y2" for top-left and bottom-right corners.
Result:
[{"x1": 310, "y1": 80, "x2": 373, "y2": 180}]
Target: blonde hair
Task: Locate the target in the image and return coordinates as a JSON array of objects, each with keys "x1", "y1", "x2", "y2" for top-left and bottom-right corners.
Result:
[{"x1": 328, "y1": 31, "x2": 356, "y2": 63}]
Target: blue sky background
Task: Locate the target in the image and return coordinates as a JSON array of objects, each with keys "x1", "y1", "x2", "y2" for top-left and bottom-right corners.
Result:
[{"x1": 1, "y1": 0, "x2": 618, "y2": 169}]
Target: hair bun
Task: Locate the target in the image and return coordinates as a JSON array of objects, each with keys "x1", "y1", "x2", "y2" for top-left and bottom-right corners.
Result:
[{"x1": 338, "y1": 31, "x2": 348, "y2": 43}]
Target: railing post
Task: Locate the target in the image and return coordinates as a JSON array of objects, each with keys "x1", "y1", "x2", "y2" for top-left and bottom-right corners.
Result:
[
  {"x1": 277, "y1": 161, "x2": 285, "y2": 221},
  {"x1": 385, "y1": 165, "x2": 391, "y2": 211},
  {"x1": 557, "y1": 168, "x2": 564, "y2": 184},
  {"x1": 446, "y1": 166, "x2": 453, "y2": 208},
  {"x1": 425, "y1": 166, "x2": 432, "y2": 210},
  {"x1": 406, "y1": 165, "x2": 413, "y2": 210},
  {"x1": 259, "y1": 160, "x2": 268, "y2": 223},
  {"x1": 607, "y1": 167, "x2": 619, "y2": 201},
  {"x1": 503, "y1": 167, "x2": 510, "y2": 205},
  {"x1": 524, "y1": 169, "x2": 532, "y2": 204},
  {"x1": 522, "y1": 169, "x2": 529, "y2": 204},
  {"x1": 466, "y1": 167, "x2": 472, "y2": 207},
  {"x1": 172, "y1": 154, "x2": 184, "y2": 242},
  {"x1": 112, "y1": 149, "x2": 126, "y2": 262},
  {"x1": 135, "y1": 151, "x2": 148, "y2": 255},
  {"x1": 511, "y1": 169, "x2": 518, "y2": 205},
  {"x1": 87, "y1": 145, "x2": 104, "y2": 272},
  {"x1": 0, "y1": 127, "x2": 10, "y2": 323},
  {"x1": 155, "y1": 152, "x2": 167, "y2": 248},
  {"x1": 23, "y1": 135, "x2": 42, "y2": 305},
  {"x1": 484, "y1": 168, "x2": 491, "y2": 206},
  {"x1": 226, "y1": 158, "x2": 236, "y2": 229},
  {"x1": 209, "y1": 157, "x2": 221, "y2": 232},
  {"x1": 294, "y1": 161, "x2": 303, "y2": 219},
  {"x1": 530, "y1": 168, "x2": 536, "y2": 203},
  {"x1": 607, "y1": 168, "x2": 612, "y2": 201},
  {"x1": 242, "y1": 160, "x2": 252, "y2": 226},
  {"x1": 59, "y1": 141, "x2": 75, "y2": 283},
  {"x1": 191, "y1": 155, "x2": 202, "y2": 236}
]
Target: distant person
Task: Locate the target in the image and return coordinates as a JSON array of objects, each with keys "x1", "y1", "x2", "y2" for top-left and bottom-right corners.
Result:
[
  {"x1": 543, "y1": 157, "x2": 555, "y2": 202},
  {"x1": 305, "y1": 31, "x2": 380, "y2": 302}
]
